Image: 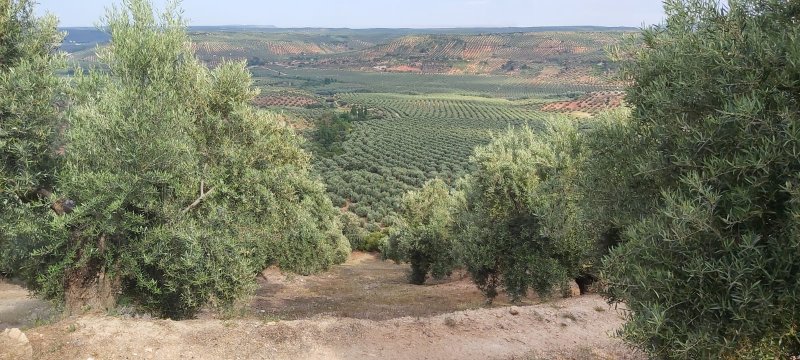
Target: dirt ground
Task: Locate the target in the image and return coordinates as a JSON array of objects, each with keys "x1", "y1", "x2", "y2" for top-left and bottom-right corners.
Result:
[
  {"x1": 249, "y1": 252, "x2": 534, "y2": 321},
  {"x1": 1, "y1": 253, "x2": 644, "y2": 360},
  {"x1": 0, "y1": 280, "x2": 56, "y2": 330}
]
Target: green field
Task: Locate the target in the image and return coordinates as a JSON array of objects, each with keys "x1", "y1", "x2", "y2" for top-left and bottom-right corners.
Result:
[
  {"x1": 251, "y1": 66, "x2": 618, "y2": 98},
  {"x1": 311, "y1": 93, "x2": 550, "y2": 225}
]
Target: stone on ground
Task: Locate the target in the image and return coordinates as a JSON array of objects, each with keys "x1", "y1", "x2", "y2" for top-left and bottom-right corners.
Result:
[{"x1": 1, "y1": 328, "x2": 33, "y2": 360}]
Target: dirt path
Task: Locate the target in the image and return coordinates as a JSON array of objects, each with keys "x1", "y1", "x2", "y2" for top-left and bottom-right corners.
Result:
[
  {"x1": 250, "y1": 252, "x2": 529, "y2": 321},
  {"x1": 2, "y1": 253, "x2": 643, "y2": 359},
  {"x1": 26, "y1": 296, "x2": 640, "y2": 360}
]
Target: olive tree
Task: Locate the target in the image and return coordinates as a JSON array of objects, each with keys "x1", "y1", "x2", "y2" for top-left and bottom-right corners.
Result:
[
  {"x1": 602, "y1": 0, "x2": 800, "y2": 357},
  {"x1": 23, "y1": 0, "x2": 348, "y2": 318},
  {"x1": 571, "y1": 109, "x2": 660, "y2": 272},
  {"x1": 457, "y1": 121, "x2": 594, "y2": 302},
  {"x1": 383, "y1": 179, "x2": 460, "y2": 285},
  {"x1": 0, "y1": 0, "x2": 66, "y2": 278}
]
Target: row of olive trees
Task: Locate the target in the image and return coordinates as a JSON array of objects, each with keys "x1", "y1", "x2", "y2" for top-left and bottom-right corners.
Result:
[
  {"x1": 383, "y1": 115, "x2": 616, "y2": 298},
  {"x1": 0, "y1": 0, "x2": 348, "y2": 319},
  {"x1": 385, "y1": 0, "x2": 800, "y2": 358}
]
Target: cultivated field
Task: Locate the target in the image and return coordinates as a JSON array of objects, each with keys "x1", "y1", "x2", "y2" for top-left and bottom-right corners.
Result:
[
  {"x1": 54, "y1": 25, "x2": 631, "y2": 270},
  {"x1": 251, "y1": 66, "x2": 621, "y2": 99},
  {"x1": 229, "y1": 32, "x2": 628, "y2": 228},
  {"x1": 313, "y1": 93, "x2": 551, "y2": 225},
  {"x1": 540, "y1": 91, "x2": 626, "y2": 115}
]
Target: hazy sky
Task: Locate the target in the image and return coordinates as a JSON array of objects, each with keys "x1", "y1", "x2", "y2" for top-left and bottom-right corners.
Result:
[{"x1": 36, "y1": 0, "x2": 666, "y2": 28}]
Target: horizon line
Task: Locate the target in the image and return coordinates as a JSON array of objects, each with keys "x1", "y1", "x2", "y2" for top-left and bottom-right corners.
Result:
[{"x1": 58, "y1": 24, "x2": 642, "y2": 30}]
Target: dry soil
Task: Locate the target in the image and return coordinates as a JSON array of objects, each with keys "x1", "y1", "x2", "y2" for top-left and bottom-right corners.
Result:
[{"x1": 1, "y1": 253, "x2": 644, "y2": 360}]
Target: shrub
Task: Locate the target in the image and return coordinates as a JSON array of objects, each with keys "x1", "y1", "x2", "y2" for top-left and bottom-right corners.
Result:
[
  {"x1": 602, "y1": 0, "x2": 800, "y2": 357},
  {"x1": 363, "y1": 230, "x2": 387, "y2": 253},
  {"x1": 457, "y1": 121, "x2": 594, "y2": 302},
  {"x1": 383, "y1": 179, "x2": 459, "y2": 284},
  {"x1": 341, "y1": 211, "x2": 369, "y2": 251}
]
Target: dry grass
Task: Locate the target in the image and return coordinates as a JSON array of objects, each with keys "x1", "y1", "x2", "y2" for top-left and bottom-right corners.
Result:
[{"x1": 561, "y1": 312, "x2": 578, "y2": 322}]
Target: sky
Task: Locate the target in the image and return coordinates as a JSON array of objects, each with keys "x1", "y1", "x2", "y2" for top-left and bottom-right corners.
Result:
[{"x1": 35, "y1": 0, "x2": 666, "y2": 29}]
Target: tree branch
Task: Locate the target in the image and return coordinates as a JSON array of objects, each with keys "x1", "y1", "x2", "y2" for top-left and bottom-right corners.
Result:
[{"x1": 182, "y1": 187, "x2": 215, "y2": 213}]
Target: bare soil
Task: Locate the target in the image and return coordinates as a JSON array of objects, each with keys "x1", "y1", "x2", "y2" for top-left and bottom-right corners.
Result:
[
  {"x1": 0, "y1": 280, "x2": 56, "y2": 330},
  {"x1": 252, "y1": 95, "x2": 319, "y2": 107},
  {"x1": 2, "y1": 253, "x2": 644, "y2": 360},
  {"x1": 540, "y1": 91, "x2": 625, "y2": 114},
  {"x1": 250, "y1": 252, "x2": 526, "y2": 321}
]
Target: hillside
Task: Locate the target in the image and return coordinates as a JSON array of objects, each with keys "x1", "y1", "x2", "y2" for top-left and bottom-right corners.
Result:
[
  {"x1": 187, "y1": 30, "x2": 629, "y2": 76},
  {"x1": 62, "y1": 27, "x2": 631, "y2": 77},
  {"x1": 323, "y1": 32, "x2": 624, "y2": 74}
]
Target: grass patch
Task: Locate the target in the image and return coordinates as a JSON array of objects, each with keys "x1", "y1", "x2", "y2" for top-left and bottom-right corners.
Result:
[
  {"x1": 443, "y1": 317, "x2": 457, "y2": 328},
  {"x1": 561, "y1": 312, "x2": 578, "y2": 321}
]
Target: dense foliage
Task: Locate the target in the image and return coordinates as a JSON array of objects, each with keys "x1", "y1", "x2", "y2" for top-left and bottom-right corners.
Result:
[
  {"x1": 340, "y1": 210, "x2": 388, "y2": 252},
  {"x1": 382, "y1": 179, "x2": 460, "y2": 284},
  {"x1": 601, "y1": 0, "x2": 800, "y2": 357},
  {"x1": 4, "y1": 0, "x2": 348, "y2": 319},
  {"x1": 0, "y1": 0, "x2": 65, "y2": 278},
  {"x1": 456, "y1": 122, "x2": 594, "y2": 302},
  {"x1": 314, "y1": 111, "x2": 355, "y2": 155},
  {"x1": 571, "y1": 109, "x2": 656, "y2": 259}
]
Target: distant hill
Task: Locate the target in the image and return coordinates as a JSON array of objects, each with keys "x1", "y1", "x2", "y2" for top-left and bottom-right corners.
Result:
[
  {"x1": 58, "y1": 28, "x2": 109, "y2": 52},
  {"x1": 304, "y1": 26, "x2": 638, "y2": 35},
  {"x1": 59, "y1": 25, "x2": 636, "y2": 45},
  {"x1": 189, "y1": 25, "x2": 278, "y2": 31},
  {"x1": 186, "y1": 30, "x2": 631, "y2": 76},
  {"x1": 60, "y1": 26, "x2": 634, "y2": 77}
]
